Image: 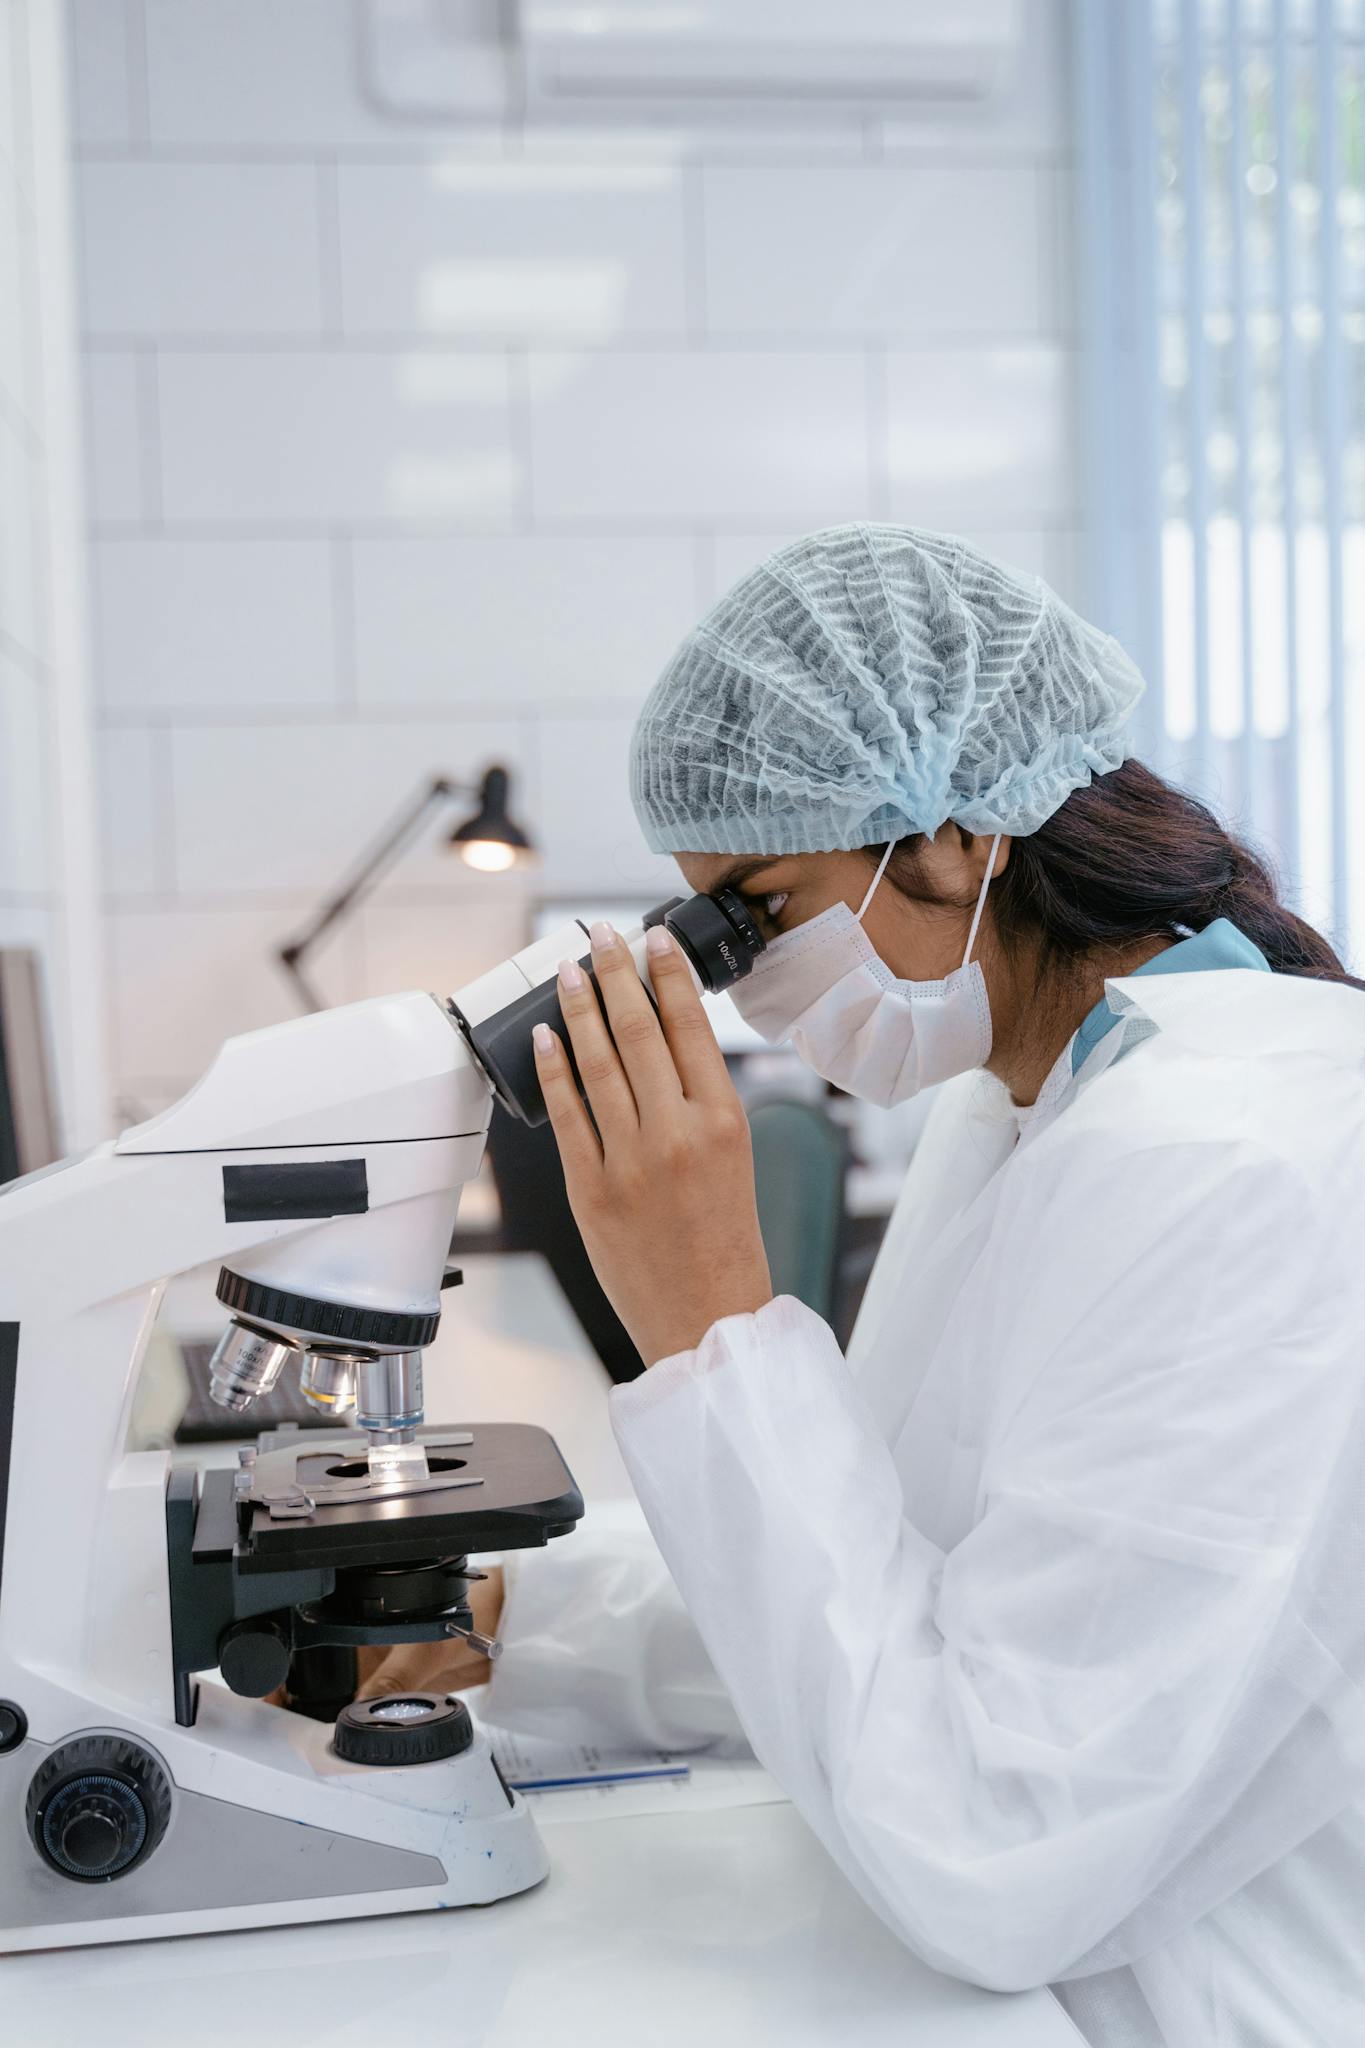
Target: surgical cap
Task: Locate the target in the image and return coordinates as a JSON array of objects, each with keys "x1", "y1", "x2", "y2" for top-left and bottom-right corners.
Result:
[{"x1": 630, "y1": 523, "x2": 1145, "y2": 856}]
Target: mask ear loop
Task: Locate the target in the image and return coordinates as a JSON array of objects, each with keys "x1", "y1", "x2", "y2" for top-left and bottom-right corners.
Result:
[
  {"x1": 960, "y1": 832, "x2": 1004, "y2": 970},
  {"x1": 856, "y1": 840, "x2": 898, "y2": 923}
]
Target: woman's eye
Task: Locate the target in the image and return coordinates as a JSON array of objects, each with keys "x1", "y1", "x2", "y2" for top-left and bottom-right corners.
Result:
[{"x1": 761, "y1": 892, "x2": 790, "y2": 928}]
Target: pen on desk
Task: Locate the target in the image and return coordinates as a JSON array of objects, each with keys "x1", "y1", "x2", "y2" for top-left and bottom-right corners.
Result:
[{"x1": 507, "y1": 1764, "x2": 692, "y2": 1793}]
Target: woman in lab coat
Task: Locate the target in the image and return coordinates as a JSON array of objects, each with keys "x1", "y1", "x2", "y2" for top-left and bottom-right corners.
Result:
[{"x1": 370, "y1": 527, "x2": 1365, "y2": 2048}]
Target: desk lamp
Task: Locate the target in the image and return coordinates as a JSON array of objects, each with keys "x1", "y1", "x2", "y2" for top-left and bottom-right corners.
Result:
[{"x1": 277, "y1": 765, "x2": 535, "y2": 1011}]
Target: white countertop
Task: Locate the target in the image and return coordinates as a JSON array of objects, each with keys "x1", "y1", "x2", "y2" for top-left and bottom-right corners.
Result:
[
  {"x1": 14, "y1": 1254, "x2": 1078, "y2": 2046},
  {"x1": 3, "y1": 1794, "x2": 1079, "y2": 2047}
]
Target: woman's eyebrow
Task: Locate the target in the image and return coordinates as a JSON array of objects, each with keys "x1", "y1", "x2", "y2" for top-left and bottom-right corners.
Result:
[{"x1": 711, "y1": 858, "x2": 785, "y2": 894}]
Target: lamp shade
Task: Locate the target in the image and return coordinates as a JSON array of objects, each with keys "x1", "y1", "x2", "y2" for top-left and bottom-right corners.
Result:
[{"x1": 448, "y1": 765, "x2": 535, "y2": 873}]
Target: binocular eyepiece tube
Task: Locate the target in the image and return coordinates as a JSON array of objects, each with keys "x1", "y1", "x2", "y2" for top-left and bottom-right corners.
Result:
[
  {"x1": 646, "y1": 887, "x2": 767, "y2": 993},
  {"x1": 451, "y1": 885, "x2": 767, "y2": 1128}
]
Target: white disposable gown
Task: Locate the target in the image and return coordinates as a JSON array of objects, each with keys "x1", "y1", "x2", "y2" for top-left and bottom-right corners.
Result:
[{"x1": 484, "y1": 967, "x2": 1365, "y2": 2047}]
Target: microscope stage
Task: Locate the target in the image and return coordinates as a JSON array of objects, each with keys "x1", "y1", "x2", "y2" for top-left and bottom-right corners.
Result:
[{"x1": 194, "y1": 1420, "x2": 583, "y2": 1574}]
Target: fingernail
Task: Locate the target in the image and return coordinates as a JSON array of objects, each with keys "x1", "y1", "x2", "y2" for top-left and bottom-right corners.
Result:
[
  {"x1": 645, "y1": 923, "x2": 673, "y2": 959},
  {"x1": 532, "y1": 1023, "x2": 554, "y2": 1058},
  {"x1": 558, "y1": 956, "x2": 585, "y2": 993},
  {"x1": 588, "y1": 920, "x2": 617, "y2": 951}
]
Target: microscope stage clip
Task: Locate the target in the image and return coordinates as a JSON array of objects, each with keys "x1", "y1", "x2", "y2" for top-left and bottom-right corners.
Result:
[{"x1": 243, "y1": 1430, "x2": 483, "y2": 1522}]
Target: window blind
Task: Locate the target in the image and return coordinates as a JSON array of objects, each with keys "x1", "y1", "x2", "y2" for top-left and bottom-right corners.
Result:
[{"x1": 1074, "y1": 0, "x2": 1364, "y2": 964}]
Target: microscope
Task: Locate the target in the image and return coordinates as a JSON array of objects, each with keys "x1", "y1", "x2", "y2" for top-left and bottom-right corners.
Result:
[{"x1": 0, "y1": 888, "x2": 764, "y2": 1951}]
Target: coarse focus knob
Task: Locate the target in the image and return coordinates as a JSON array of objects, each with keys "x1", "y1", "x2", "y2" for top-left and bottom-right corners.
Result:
[
  {"x1": 218, "y1": 1617, "x2": 292, "y2": 1699},
  {"x1": 26, "y1": 1735, "x2": 172, "y2": 1883}
]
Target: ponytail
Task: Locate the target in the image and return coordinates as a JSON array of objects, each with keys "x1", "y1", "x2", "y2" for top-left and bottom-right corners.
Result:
[{"x1": 882, "y1": 759, "x2": 1361, "y2": 988}]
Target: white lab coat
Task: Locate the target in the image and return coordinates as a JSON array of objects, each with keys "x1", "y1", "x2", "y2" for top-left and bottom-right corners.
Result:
[{"x1": 484, "y1": 967, "x2": 1365, "y2": 2048}]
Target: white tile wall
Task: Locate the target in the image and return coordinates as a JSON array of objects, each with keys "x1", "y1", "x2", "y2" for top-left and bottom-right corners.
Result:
[
  {"x1": 79, "y1": 162, "x2": 325, "y2": 337},
  {"x1": 1040, "y1": 157, "x2": 1077, "y2": 344},
  {"x1": 336, "y1": 162, "x2": 689, "y2": 341},
  {"x1": 356, "y1": 897, "x2": 535, "y2": 1013},
  {"x1": 352, "y1": 533, "x2": 698, "y2": 710},
  {"x1": 96, "y1": 722, "x2": 162, "y2": 894},
  {"x1": 518, "y1": 118, "x2": 871, "y2": 167},
  {"x1": 0, "y1": 904, "x2": 54, "y2": 968},
  {"x1": 70, "y1": 0, "x2": 1079, "y2": 1109},
  {"x1": 0, "y1": 407, "x2": 38, "y2": 660},
  {"x1": 884, "y1": 345, "x2": 1076, "y2": 525},
  {"x1": 701, "y1": 166, "x2": 1044, "y2": 339},
  {"x1": 880, "y1": 0, "x2": 1069, "y2": 159},
  {"x1": 4, "y1": 0, "x2": 108, "y2": 1149},
  {"x1": 0, "y1": 648, "x2": 48, "y2": 893},
  {"x1": 168, "y1": 717, "x2": 532, "y2": 896},
  {"x1": 530, "y1": 713, "x2": 680, "y2": 898},
  {"x1": 0, "y1": 3, "x2": 15, "y2": 168},
  {"x1": 94, "y1": 536, "x2": 338, "y2": 711},
  {"x1": 110, "y1": 891, "x2": 537, "y2": 1115},
  {"x1": 0, "y1": 0, "x2": 30, "y2": 184},
  {"x1": 107, "y1": 899, "x2": 364, "y2": 1098},
  {"x1": 65, "y1": 0, "x2": 136, "y2": 149},
  {"x1": 141, "y1": 0, "x2": 493, "y2": 152},
  {"x1": 157, "y1": 350, "x2": 518, "y2": 523},
  {"x1": 0, "y1": 158, "x2": 31, "y2": 412},
  {"x1": 81, "y1": 347, "x2": 143, "y2": 520},
  {"x1": 527, "y1": 349, "x2": 874, "y2": 526}
]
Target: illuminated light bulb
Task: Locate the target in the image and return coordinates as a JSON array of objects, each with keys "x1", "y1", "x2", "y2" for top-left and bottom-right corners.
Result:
[{"x1": 459, "y1": 839, "x2": 519, "y2": 873}]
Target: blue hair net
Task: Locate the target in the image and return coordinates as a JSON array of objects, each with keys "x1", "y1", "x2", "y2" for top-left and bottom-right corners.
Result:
[{"x1": 630, "y1": 523, "x2": 1145, "y2": 856}]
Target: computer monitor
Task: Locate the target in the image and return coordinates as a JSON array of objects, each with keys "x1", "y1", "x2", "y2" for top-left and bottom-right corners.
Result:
[
  {"x1": 0, "y1": 949, "x2": 60, "y2": 1185},
  {"x1": 531, "y1": 898, "x2": 770, "y2": 1054}
]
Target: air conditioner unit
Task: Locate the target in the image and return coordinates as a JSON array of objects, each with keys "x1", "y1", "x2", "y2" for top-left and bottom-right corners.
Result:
[
  {"x1": 361, "y1": 0, "x2": 1025, "y2": 126},
  {"x1": 518, "y1": 1, "x2": 1023, "y2": 114}
]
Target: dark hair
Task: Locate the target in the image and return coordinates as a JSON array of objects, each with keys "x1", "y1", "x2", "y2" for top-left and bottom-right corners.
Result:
[{"x1": 878, "y1": 757, "x2": 1360, "y2": 989}]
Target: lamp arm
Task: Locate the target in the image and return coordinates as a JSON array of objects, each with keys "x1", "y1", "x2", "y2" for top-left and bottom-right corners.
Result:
[{"x1": 276, "y1": 773, "x2": 474, "y2": 1010}]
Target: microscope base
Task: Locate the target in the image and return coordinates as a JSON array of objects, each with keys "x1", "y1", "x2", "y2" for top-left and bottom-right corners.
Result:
[{"x1": 0, "y1": 1709, "x2": 547, "y2": 1952}]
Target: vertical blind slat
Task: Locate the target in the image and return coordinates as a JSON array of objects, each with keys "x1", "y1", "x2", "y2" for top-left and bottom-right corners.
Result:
[
  {"x1": 1073, "y1": 0, "x2": 1128, "y2": 725},
  {"x1": 1316, "y1": 0, "x2": 1349, "y2": 945},
  {"x1": 1126, "y1": 0, "x2": 1170, "y2": 767},
  {"x1": 1181, "y1": 0, "x2": 1212, "y2": 753},
  {"x1": 1229, "y1": 0, "x2": 1258, "y2": 822},
  {"x1": 1272, "y1": 0, "x2": 1302, "y2": 895},
  {"x1": 1077, "y1": 2, "x2": 1356, "y2": 958}
]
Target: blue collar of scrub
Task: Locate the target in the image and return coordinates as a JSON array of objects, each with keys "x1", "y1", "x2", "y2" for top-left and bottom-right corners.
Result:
[{"x1": 1070, "y1": 917, "x2": 1271, "y2": 1076}]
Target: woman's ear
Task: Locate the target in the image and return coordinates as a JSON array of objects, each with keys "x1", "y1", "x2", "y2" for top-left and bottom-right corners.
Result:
[{"x1": 949, "y1": 829, "x2": 1011, "y2": 889}]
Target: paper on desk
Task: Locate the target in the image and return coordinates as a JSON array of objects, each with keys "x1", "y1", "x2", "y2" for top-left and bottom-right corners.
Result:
[{"x1": 482, "y1": 1718, "x2": 783, "y2": 1825}]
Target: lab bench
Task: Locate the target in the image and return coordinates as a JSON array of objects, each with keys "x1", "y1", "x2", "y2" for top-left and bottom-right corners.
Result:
[
  {"x1": 4, "y1": 1789, "x2": 1081, "y2": 2047},
  {"x1": 4, "y1": 1255, "x2": 1079, "y2": 2047}
]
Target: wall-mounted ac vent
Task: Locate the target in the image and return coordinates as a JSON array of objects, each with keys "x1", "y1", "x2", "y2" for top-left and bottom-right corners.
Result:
[
  {"x1": 521, "y1": 1, "x2": 1022, "y2": 111},
  {"x1": 361, "y1": 0, "x2": 1024, "y2": 125}
]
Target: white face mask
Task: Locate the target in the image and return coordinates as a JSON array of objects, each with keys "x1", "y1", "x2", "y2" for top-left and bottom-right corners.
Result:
[{"x1": 729, "y1": 833, "x2": 1002, "y2": 1107}]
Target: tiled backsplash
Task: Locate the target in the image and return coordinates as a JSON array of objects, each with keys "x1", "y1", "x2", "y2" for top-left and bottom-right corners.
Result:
[
  {"x1": 2, "y1": 8, "x2": 52, "y2": 947},
  {"x1": 69, "y1": 0, "x2": 1079, "y2": 1124},
  {"x1": 4, "y1": 0, "x2": 107, "y2": 1149}
]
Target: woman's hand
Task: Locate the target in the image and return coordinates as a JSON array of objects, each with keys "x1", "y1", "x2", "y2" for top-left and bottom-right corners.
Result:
[{"x1": 533, "y1": 920, "x2": 772, "y2": 1368}]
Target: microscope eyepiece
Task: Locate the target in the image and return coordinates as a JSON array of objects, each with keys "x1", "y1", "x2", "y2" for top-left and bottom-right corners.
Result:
[
  {"x1": 452, "y1": 886, "x2": 768, "y2": 1128},
  {"x1": 645, "y1": 887, "x2": 765, "y2": 994}
]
